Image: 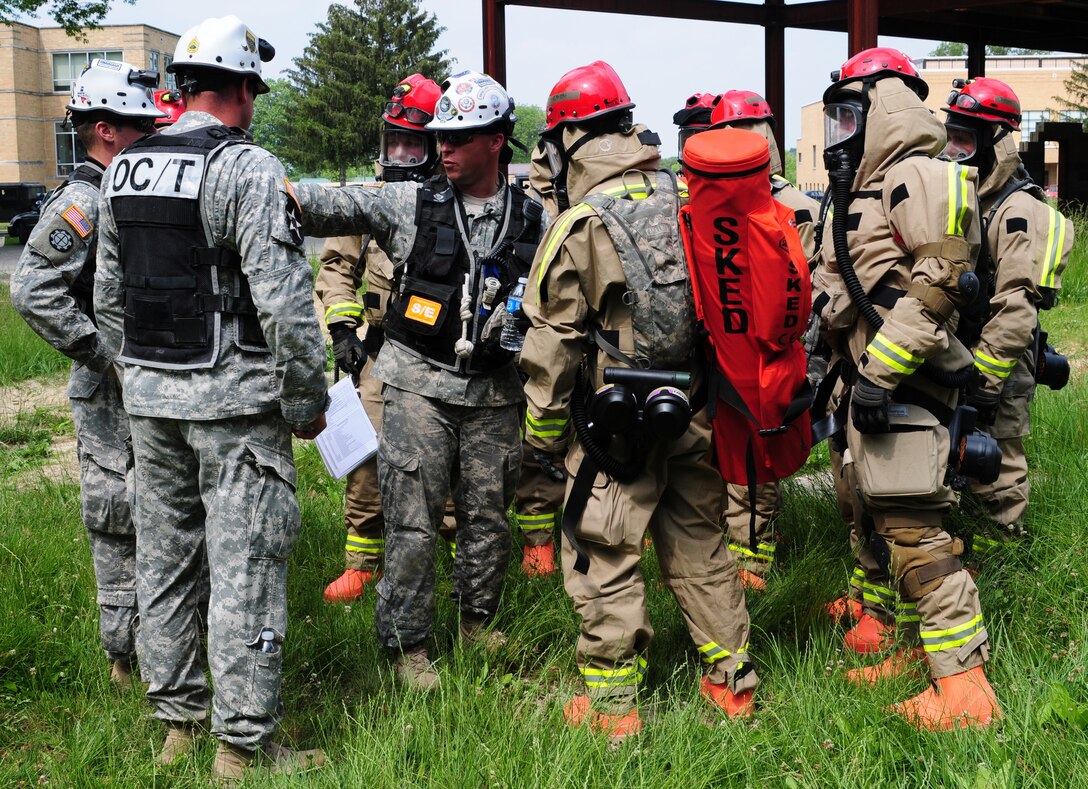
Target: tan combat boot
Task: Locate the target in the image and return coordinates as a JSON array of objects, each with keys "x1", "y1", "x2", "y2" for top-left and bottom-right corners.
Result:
[
  {"x1": 459, "y1": 615, "x2": 508, "y2": 653},
  {"x1": 156, "y1": 723, "x2": 199, "y2": 766},
  {"x1": 393, "y1": 645, "x2": 442, "y2": 692},
  {"x1": 213, "y1": 741, "x2": 326, "y2": 784},
  {"x1": 109, "y1": 658, "x2": 133, "y2": 688}
]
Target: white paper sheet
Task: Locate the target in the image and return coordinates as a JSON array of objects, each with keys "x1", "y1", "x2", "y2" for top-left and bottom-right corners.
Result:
[{"x1": 314, "y1": 376, "x2": 378, "y2": 480}]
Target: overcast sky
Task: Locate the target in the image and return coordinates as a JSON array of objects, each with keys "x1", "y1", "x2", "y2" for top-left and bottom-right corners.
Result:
[{"x1": 23, "y1": 0, "x2": 943, "y2": 156}]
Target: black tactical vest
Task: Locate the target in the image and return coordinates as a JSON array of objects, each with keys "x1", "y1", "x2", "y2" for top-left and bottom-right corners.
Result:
[
  {"x1": 384, "y1": 176, "x2": 543, "y2": 374},
  {"x1": 64, "y1": 162, "x2": 104, "y2": 324},
  {"x1": 105, "y1": 126, "x2": 268, "y2": 370}
]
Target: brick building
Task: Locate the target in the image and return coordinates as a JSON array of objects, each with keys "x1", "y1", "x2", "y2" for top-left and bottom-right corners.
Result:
[
  {"x1": 795, "y1": 54, "x2": 1087, "y2": 193},
  {"x1": 0, "y1": 21, "x2": 179, "y2": 189}
]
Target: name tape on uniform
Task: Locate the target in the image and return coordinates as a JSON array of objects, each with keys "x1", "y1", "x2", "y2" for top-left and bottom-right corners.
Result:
[{"x1": 107, "y1": 152, "x2": 206, "y2": 199}]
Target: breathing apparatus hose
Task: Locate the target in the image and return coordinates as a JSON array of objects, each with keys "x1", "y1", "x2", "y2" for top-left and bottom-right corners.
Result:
[
  {"x1": 570, "y1": 363, "x2": 645, "y2": 483},
  {"x1": 828, "y1": 152, "x2": 972, "y2": 390}
]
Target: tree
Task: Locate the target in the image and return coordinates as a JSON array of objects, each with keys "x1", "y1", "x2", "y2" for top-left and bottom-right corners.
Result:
[
  {"x1": 251, "y1": 78, "x2": 301, "y2": 176},
  {"x1": 1056, "y1": 61, "x2": 1088, "y2": 129},
  {"x1": 510, "y1": 104, "x2": 544, "y2": 165},
  {"x1": 283, "y1": 0, "x2": 449, "y2": 185},
  {"x1": 930, "y1": 42, "x2": 1051, "y2": 57},
  {"x1": 1, "y1": 0, "x2": 136, "y2": 37}
]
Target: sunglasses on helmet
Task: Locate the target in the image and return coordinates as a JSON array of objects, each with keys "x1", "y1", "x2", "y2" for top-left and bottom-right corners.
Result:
[
  {"x1": 385, "y1": 101, "x2": 433, "y2": 125},
  {"x1": 435, "y1": 130, "x2": 478, "y2": 147}
]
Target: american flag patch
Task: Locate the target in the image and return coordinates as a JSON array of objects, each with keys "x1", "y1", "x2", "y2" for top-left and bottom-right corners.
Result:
[{"x1": 61, "y1": 205, "x2": 93, "y2": 239}]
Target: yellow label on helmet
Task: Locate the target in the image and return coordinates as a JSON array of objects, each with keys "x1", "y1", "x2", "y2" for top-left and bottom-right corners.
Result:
[{"x1": 187, "y1": 37, "x2": 199, "y2": 53}]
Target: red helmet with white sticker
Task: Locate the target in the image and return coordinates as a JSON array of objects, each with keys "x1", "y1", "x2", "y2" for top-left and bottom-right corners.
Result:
[
  {"x1": 545, "y1": 60, "x2": 633, "y2": 131},
  {"x1": 383, "y1": 73, "x2": 442, "y2": 131},
  {"x1": 709, "y1": 90, "x2": 774, "y2": 128}
]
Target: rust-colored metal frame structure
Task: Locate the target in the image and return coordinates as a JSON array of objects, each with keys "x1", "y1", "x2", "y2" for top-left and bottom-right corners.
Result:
[{"x1": 482, "y1": 0, "x2": 1088, "y2": 155}]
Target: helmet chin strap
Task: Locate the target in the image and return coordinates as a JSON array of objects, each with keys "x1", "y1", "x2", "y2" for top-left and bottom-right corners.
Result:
[{"x1": 545, "y1": 132, "x2": 595, "y2": 213}]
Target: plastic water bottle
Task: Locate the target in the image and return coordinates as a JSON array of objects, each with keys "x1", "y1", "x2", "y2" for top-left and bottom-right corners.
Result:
[{"x1": 499, "y1": 277, "x2": 528, "y2": 352}]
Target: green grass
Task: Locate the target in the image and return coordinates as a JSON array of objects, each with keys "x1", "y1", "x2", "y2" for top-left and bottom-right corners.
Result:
[
  {"x1": 0, "y1": 285, "x2": 69, "y2": 386},
  {"x1": 0, "y1": 406, "x2": 72, "y2": 478},
  {"x1": 0, "y1": 226, "x2": 1087, "y2": 786}
]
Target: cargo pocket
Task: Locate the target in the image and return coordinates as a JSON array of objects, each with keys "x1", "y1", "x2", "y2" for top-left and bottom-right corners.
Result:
[
  {"x1": 240, "y1": 624, "x2": 284, "y2": 720},
  {"x1": 993, "y1": 372, "x2": 1035, "y2": 439},
  {"x1": 853, "y1": 403, "x2": 942, "y2": 498},
  {"x1": 78, "y1": 435, "x2": 133, "y2": 536},
  {"x1": 377, "y1": 439, "x2": 420, "y2": 518},
  {"x1": 811, "y1": 267, "x2": 857, "y2": 332},
  {"x1": 245, "y1": 441, "x2": 300, "y2": 560},
  {"x1": 575, "y1": 471, "x2": 637, "y2": 550}
]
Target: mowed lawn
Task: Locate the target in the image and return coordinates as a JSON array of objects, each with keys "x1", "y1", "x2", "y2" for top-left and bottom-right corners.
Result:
[{"x1": 2, "y1": 216, "x2": 1088, "y2": 787}]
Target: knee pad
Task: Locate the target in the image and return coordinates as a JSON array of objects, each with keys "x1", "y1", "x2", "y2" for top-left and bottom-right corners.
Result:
[{"x1": 900, "y1": 538, "x2": 965, "y2": 600}]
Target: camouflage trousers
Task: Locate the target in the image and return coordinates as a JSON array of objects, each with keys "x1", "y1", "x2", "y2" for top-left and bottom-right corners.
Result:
[
  {"x1": 341, "y1": 357, "x2": 456, "y2": 571},
  {"x1": 70, "y1": 368, "x2": 137, "y2": 662},
  {"x1": 130, "y1": 412, "x2": 299, "y2": 751},
  {"x1": 375, "y1": 387, "x2": 520, "y2": 651}
]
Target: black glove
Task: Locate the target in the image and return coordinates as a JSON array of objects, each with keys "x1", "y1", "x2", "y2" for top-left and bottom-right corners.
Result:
[
  {"x1": 330, "y1": 323, "x2": 366, "y2": 379},
  {"x1": 851, "y1": 377, "x2": 892, "y2": 434},
  {"x1": 966, "y1": 370, "x2": 1001, "y2": 427},
  {"x1": 532, "y1": 447, "x2": 567, "y2": 483}
]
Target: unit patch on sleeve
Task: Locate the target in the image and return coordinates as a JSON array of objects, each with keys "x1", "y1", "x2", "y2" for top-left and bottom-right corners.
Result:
[
  {"x1": 61, "y1": 204, "x2": 94, "y2": 239},
  {"x1": 282, "y1": 178, "x2": 304, "y2": 246},
  {"x1": 49, "y1": 228, "x2": 74, "y2": 253}
]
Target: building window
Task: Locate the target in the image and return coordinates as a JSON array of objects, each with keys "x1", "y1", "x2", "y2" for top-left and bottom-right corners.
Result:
[
  {"x1": 163, "y1": 54, "x2": 175, "y2": 89},
  {"x1": 55, "y1": 121, "x2": 87, "y2": 177},
  {"x1": 149, "y1": 50, "x2": 160, "y2": 74},
  {"x1": 1021, "y1": 110, "x2": 1048, "y2": 138},
  {"x1": 52, "y1": 50, "x2": 124, "y2": 92},
  {"x1": 812, "y1": 145, "x2": 816, "y2": 165}
]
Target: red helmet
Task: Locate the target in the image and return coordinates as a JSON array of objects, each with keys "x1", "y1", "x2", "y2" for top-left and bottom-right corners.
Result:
[
  {"x1": 672, "y1": 92, "x2": 716, "y2": 129},
  {"x1": 383, "y1": 73, "x2": 442, "y2": 131},
  {"x1": 709, "y1": 90, "x2": 774, "y2": 129},
  {"x1": 545, "y1": 60, "x2": 633, "y2": 131},
  {"x1": 824, "y1": 47, "x2": 928, "y2": 102},
  {"x1": 153, "y1": 89, "x2": 185, "y2": 127},
  {"x1": 943, "y1": 77, "x2": 1021, "y2": 131}
]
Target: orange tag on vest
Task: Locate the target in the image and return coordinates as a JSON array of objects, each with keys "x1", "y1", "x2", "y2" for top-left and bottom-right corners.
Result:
[{"x1": 406, "y1": 295, "x2": 442, "y2": 326}]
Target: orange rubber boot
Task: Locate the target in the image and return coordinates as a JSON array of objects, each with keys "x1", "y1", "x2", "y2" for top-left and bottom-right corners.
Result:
[
  {"x1": 700, "y1": 676, "x2": 754, "y2": 718},
  {"x1": 824, "y1": 596, "x2": 863, "y2": 622},
  {"x1": 890, "y1": 666, "x2": 1002, "y2": 730},
  {"x1": 521, "y1": 542, "x2": 557, "y2": 577},
  {"x1": 843, "y1": 614, "x2": 894, "y2": 654},
  {"x1": 845, "y1": 648, "x2": 926, "y2": 685},
  {"x1": 738, "y1": 569, "x2": 767, "y2": 592},
  {"x1": 563, "y1": 696, "x2": 642, "y2": 742},
  {"x1": 323, "y1": 569, "x2": 378, "y2": 604}
]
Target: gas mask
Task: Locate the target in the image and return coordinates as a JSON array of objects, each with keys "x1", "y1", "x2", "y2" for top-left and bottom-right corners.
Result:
[
  {"x1": 541, "y1": 110, "x2": 635, "y2": 212},
  {"x1": 822, "y1": 96, "x2": 865, "y2": 172},
  {"x1": 379, "y1": 127, "x2": 436, "y2": 183}
]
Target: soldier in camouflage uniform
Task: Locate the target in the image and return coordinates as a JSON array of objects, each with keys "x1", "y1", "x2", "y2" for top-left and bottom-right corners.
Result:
[
  {"x1": 523, "y1": 62, "x2": 758, "y2": 742},
  {"x1": 11, "y1": 59, "x2": 165, "y2": 687},
  {"x1": 93, "y1": 17, "x2": 327, "y2": 781},
  {"x1": 297, "y1": 70, "x2": 547, "y2": 690}
]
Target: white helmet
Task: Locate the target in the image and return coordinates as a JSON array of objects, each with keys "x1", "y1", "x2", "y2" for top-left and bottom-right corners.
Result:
[
  {"x1": 427, "y1": 70, "x2": 516, "y2": 132},
  {"x1": 168, "y1": 15, "x2": 274, "y2": 94},
  {"x1": 66, "y1": 59, "x2": 166, "y2": 119}
]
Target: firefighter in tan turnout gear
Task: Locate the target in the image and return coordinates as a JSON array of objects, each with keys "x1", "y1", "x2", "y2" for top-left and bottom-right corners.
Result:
[
  {"x1": 521, "y1": 61, "x2": 758, "y2": 741},
  {"x1": 813, "y1": 48, "x2": 1001, "y2": 729},
  {"x1": 706, "y1": 90, "x2": 822, "y2": 590},
  {"x1": 940, "y1": 77, "x2": 1073, "y2": 562}
]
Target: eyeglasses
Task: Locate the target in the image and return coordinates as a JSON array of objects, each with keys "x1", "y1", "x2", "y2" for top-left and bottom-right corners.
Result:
[
  {"x1": 435, "y1": 130, "x2": 477, "y2": 147},
  {"x1": 385, "y1": 101, "x2": 432, "y2": 125}
]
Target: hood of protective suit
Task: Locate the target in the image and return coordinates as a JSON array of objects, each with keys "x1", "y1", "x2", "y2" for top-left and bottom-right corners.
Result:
[
  {"x1": 978, "y1": 130, "x2": 1020, "y2": 199},
  {"x1": 747, "y1": 119, "x2": 783, "y2": 176},
  {"x1": 528, "y1": 143, "x2": 560, "y2": 218},
  {"x1": 553, "y1": 122, "x2": 661, "y2": 206},
  {"x1": 852, "y1": 78, "x2": 946, "y2": 191}
]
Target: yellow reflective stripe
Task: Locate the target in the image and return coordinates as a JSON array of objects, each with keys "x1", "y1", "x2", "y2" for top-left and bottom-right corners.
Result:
[
  {"x1": 897, "y1": 601, "x2": 920, "y2": 623},
  {"x1": 599, "y1": 184, "x2": 651, "y2": 200},
  {"x1": 581, "y1": 657, "x2": 648, "y2": 687},
  {"x1": 345, "y1": 536, "x2": 384, "y2": 554},
  {"x1": 973, "y1": 350, "x2": 1016, "y2": 378},
  {"x1": 973, "y1": 535, "x2": 1004, "y2": 553},
  {"x1": 516, "y1": 512, "x2": 557, "y2": 530},
  {"x1": 946, "y1": 162, "x2": 968, "y2": 235},
  {"x1": 535, "y1": 204, "x2": 595, "y2": 301},
  {"x1": 1040, "y1": 206, "x2": 1066, "y2": 289},
  {"x1": 525, "y1": 411, "x2": 569, "y2": 439},
  {"x1": 921, "y1": 614, "x2": 984, "y2": 652},
  {"x1": 697, "y1": 640, "x2": 749, "y2": 664},
  {"x1": 728, "y1": 542, "x2": 775, "y2": 561},
  {"x1": 325, "y1": 301, "x2": 363, "y2": 324},
  {"x1": 866, "y1": 333, "x2": 923, "y2": 375},
  {"x1": 857, "y1": 580, "x2": 895, "y2": 604}
]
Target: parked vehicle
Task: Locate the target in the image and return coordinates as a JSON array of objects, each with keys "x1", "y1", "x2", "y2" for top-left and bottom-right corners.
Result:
[
  {"x1": 804, "y1": 189, "x2": 825, "y2": 202},
  {"x1": 1044, "y1": 184, "x2": 1059, "y2": 199},
  {"x1": 7, "y1": 190, "x2": 51, "y2": 245},
  {"x1": 0, "y1": 182, "x2": 46, "y2": 223}
]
